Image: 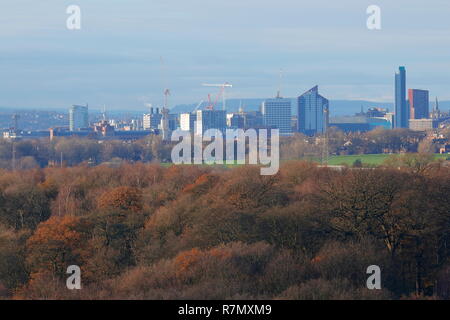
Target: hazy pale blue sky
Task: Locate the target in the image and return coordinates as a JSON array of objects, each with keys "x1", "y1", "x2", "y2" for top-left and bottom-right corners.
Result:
[{"x1": 1, "y1": 0, "x2": 450, "y2": 110}]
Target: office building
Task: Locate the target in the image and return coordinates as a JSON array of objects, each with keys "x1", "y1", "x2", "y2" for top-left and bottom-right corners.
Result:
[
  {"x1": 180, "y1": 113, "x2": 195, "y2": 132},
  {"x1": 297, "y1": 86, "x2": 329, "y2": 135},
  {"x1": 195, "y1": 109, "x2": 227, "y2": 135},
  {"x1": 329, "y1": 106, "x2": 393, "y2": 133},
  {"x1": 409, "y1": 119, "x2": 438, "y2": 131},
  {"x1": 167, "y1": 113, "x2": 178, "y2": 131},
  {"x1": 366, "y1": 107, "x2": 389, "y2": 118},
  {"x1": 261, "y1": 97, "x2": 292, "y2": 136},
  {"x1": 243, "y1": 111, "x2": 264, "y2": 129},
  {"x1": 384, "y1": 112, "x2": 395, "y2": 129},
  {"x1": 143, "y1": 107, "x2": 162, "y2": 130},
  {"x1": 409, "y1": 89, "x2": 429, "y2": 120},
  {"x1": 69, "y1": 105, "x2": 89, "y2": 131},
  {"x1": 395, "y1": 66, "x2": 408, "y2": 128}
]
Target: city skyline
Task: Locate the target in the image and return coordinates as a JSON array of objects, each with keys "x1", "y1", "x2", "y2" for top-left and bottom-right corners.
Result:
[
  {"x1": 1, "y1": 1, "x2": 450, "y2": 109},
  {"x1": 2, "y1": 1, "x2": 450, "y2": 305}
]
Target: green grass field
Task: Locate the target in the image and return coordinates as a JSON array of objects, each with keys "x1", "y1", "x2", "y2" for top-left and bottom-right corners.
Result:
[
  {"x1": 326, "y1": 154, "x2": 391, "y2": 166},
  {"x1": 324, "y1": 153, "x2": 449, "y2": 166},
  {"x1": 158, "y1": 153, "x2": 449, "y2": 168}
]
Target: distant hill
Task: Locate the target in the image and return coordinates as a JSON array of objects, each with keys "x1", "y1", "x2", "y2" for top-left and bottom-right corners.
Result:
[
  {"x1": 2, "y1": 99, "x2": 448, "y2": 118},
  {"x1": 171, "y1": 99, "x2": 450, "y2": 116},
  {"x1": 171, "y1": 98, "x2": 393, "y2": 116}
]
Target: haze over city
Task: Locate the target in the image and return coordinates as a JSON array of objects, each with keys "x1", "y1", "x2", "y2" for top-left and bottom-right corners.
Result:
[{"x1": 1, "y1": 0, "x2": 450, "y2": 110}]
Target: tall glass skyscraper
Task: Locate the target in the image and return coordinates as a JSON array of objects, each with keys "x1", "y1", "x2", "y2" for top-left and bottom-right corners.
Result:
[
  {"x1": 395, "y1": 66, "x2": 408, "y2": 128},
  {"x1": 69, "y1": 104, "x2": 89, "y2": 131},
  {"x1": 297, "y1": 86, "x2": 329, "y2": 135},
  {"x1": 408, "y1": 89, "x2": 429, "y2": 120},
  {"x1": 261, "y1": 97, "x2": 292, "y2": 136}
]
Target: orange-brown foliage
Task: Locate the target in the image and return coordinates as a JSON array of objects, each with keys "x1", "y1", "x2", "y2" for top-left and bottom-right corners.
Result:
[{"x1": 97, "y1": 186, "x2": 143, "y2": 212}]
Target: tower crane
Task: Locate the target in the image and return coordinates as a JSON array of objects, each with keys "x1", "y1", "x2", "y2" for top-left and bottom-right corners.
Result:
[
  {"x1": 202, "y1": 82, "x2": 232, "y2": 111},
  {"x1": 160, "y1": 57, "x2": 171, "y2": 141}
]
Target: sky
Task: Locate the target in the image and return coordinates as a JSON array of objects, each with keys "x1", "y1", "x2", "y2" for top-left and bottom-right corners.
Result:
[{"x1": 1, "y1": 0, "x2": 450, "y2": 111}]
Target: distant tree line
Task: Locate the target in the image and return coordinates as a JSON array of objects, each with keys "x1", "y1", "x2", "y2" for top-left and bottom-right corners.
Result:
[
  {"x1": 0, "y1": 127, "x2": 437, "y2": 170},
  {"x1": 280, "y1": 127, "x2": 429, "y2": 160},
  {"x1": 0, "y1": 135, "x2": 172, "y2": 169}
]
